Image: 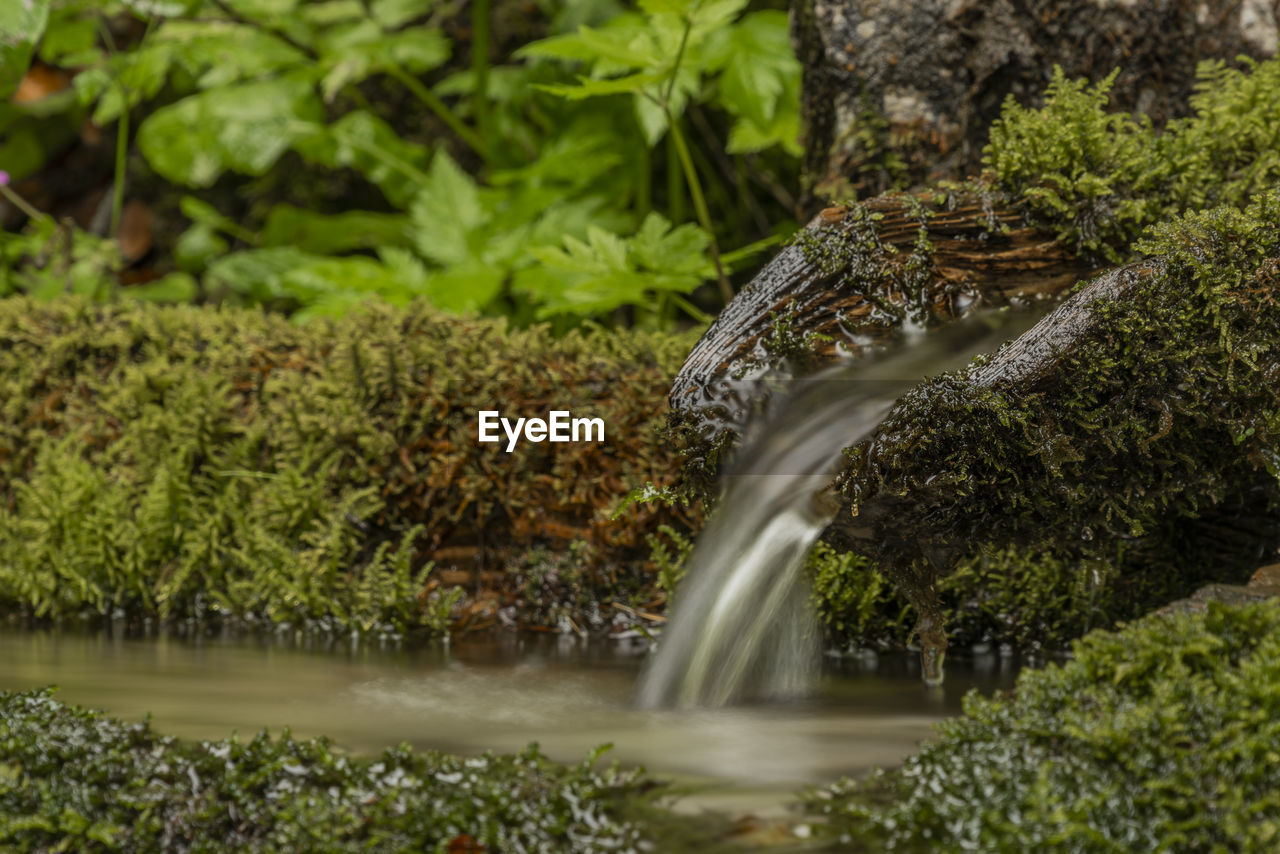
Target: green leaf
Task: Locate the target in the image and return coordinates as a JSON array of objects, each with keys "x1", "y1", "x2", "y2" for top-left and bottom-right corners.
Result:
[
  {"x1": 710, "y1": 11, "x2": 798, "y2": 129},
  {"x1": 122, "y1": 0, "x2": 202, "y2": 17},
  {"x1": 88, "y1": 42, "x2": 176, "y2": 125},
  {"x1": 370, "y1": 0, "x2": 438, "y2": 29},
  {"x1": 319, "y1": 21, "x2": 449, "y2": 100},
  {"x1": 173, "y1": 224, "x2": 229, "y2": 273},
  {"x1": 422, "y1": 262, "x2": 504, "y2": 313},
  {"x1": 157, "y1": 21, "x2": 309, "y2": 89},
  {"x1": 630, "y1": 212, "x2": 710, "y2": 274},
  {"x1": 205, "y1": 247, "x2": 314, "y2": 302},
  {"x1": 261, "y1": 206, "x2": 413, "y2": 254},
  {"x1": 534, "y1": 69, "x2": 667, "y2": 100},
  {"x1": 0, "y1": 0, "x2": 50, "y2": 100},
  {"x1": 126, "y1": 271, "x2": 200, "y2": 303},
  {"x1": 137, "y1": 76, "x2": 323, "y2": 187},
  {"x1": 294, "y1": 110, "x2": 429, "y2": 206},
  {"x1": 409, "y1": 150, "x2": 487, "y2": 266},
  {"x1": 517, "y1": 216, "x2": 709, "y2": 318}
]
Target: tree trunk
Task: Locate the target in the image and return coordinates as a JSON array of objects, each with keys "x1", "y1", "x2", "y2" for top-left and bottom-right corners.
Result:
[{"x1": 792, "y1": 0, "x2": 1280, "y2": 206}]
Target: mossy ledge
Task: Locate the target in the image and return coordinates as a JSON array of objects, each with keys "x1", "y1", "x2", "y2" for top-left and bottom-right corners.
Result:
[
  {"x1": 0, "y1": 298, "x2": 699, "y2": 635},
  {"x1": 0, "y1": 688, "x2": 721, "y2": 852},
  {"x1": 670, "y1": 55, "x2": 1280, "y2": 497},
  {"x1": 802, "y1": 599, "x2": 1280, "y2": 852},
  {"x1": 830, "y1": 193, "x2": 1280, "y2": 668}
]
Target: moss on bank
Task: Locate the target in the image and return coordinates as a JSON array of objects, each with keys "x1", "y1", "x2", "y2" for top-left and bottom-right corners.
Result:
[
  {"x1": 803, "y1": 599, "x2": 1280, "y2": 851},
  {"x1": 0, "y1": 298, "x2": 699, "y2": 634},
  {"x1": 0, "y1": 688, "x2": 721, "y2": 852}
]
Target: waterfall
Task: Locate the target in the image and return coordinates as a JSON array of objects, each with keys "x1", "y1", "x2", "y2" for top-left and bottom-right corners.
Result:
[{"x1": 636, "y1": 310, "x2": 1042, "y2": 708}]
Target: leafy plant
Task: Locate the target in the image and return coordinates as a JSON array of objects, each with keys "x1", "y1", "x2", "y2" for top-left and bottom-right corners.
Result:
[{"x1": 1, "y1": 0, "x2": 804, "y2": 327}]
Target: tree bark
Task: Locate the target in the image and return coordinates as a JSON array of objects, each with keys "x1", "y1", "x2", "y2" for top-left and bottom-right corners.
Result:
[{"x1": 793, "y1": 0, "x2": 1280, "y2": 206}]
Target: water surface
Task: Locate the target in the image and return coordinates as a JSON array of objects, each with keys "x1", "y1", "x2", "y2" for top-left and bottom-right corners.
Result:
[{"x1": 0, "y1": 628, "x2": 1023, "y2": 814}]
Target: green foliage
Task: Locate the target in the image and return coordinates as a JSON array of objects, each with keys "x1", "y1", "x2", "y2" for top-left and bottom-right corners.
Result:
[
  {"x1": 803, "y1": 600, "x2": 1280, "y2": 851},
  {"x1": 646, "y1": 523, "x2": 693, "y2": 598},
  {"x1": 0, "y1": 0, "x2": 50, "y2": 99},
  {"x1": 0, "y1": 297, "x2": 698, "y2": 634},
  {"x1": 0, "y1": 217, "x2": 121, "y2": 300},
  {"x1": 0, "y1": 687, "x2": 721, "y2": 852},
  {"x1": 806, "y1": 542, "x2": 900, "y2": 641},
  {"x1": 521, "y1": 0, "x2": 800, "y2": 154},
  {"x1": 986, "y1": 59, "x2": 1280, "y2": 261},
  {"x1": 3, "y1": 0, "x2": 803, "y2": 326}
]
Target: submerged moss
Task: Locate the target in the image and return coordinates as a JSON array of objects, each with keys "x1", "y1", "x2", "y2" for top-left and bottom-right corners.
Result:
[
  {"x1": 803, "y1": 599, "x2": 1280, "y2": 851},
  {"x1": 0, "y1": 688, "x2": 722, "y2": 852}
]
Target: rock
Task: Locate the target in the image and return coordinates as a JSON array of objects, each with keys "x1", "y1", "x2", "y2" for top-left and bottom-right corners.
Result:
[
  {"x1": 827, "y1": 196, "x2": 1280, "y2": 679},
  {"x1": 793, "y1": 0, "x2": 1280, "y2": 204}
]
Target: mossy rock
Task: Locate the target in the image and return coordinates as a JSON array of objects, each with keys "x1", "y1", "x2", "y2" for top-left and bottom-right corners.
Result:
[
  {"x1": 803, "y1": 598, "x2": 1280, "y2": 851},
  {"x1": 0, "y1": 298, "x2": 699, "y2": 634},
  {"x1": 0, "y1": 687, "x2": 724, "y2": 852},
  {"x1": 828, "y1": 193, "x2": 1280, "y2": 669},
  {"x1": 670, "y1": 56, "x2": 1280, "y2": 654}
]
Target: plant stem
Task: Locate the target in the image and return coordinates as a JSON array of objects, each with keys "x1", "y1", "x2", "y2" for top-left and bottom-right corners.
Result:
[
  {"x1": 636, "y1": 144, "x2": 651, "y2": 216},
  {"x1": 385, "y1": 65, "x2": 489, "y2": 162},
  {"x1": 329, "y1": 124, "x2": 432, "y2": 185},
  {"x1": 666, "y1": 132, "x2": 685, "y2": 224},
  {"x1": 471, "y1": 0, "x2": 493, "y2": 153},
  {"x1": 671, "y1": 293, "x2": 712, "y2": 323},
  {"x1": 110, "y1": 104, "x2": 128, "y2": 238},
  {"x1": 0, "y1": 184, "x2": 48, "y2": 222},
  {"x1": 668, "y1": 116, "x2": 732, "y2": 303}
]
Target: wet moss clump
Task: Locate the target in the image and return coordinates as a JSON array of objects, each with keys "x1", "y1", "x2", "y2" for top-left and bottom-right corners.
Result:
[
  {"x1": 810, "y1": 544, "x2": 1153, "y2": 652},
  {"x1": 803, "y1": 599, "x2": 1280, "y2": 851},
  {"x1": 0, "y1": 298, "x2": 699, "y2": 635},
  {"x1": 832, "y1": 193, "x2": 1280, "y2": 656},
  {"x1": 986, "y1": 58, "x2": 1280, "y2": 261},
  {"x1": 0, "y1": 688, "x2": 720, "y2": 852}
]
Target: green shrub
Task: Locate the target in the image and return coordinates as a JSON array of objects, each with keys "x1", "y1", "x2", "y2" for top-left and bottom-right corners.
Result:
[
  {"x1": 0, "y1": 687, "x2": 722, "y2": 852},
  {"x1": 804, "y1": 599, "x2": 1280, "y2": 852},
  {"x1": 0, "y1": 0, "x2": 802, "y2": 324},
  {"x1": 0, "y1": 297, "x2": 698, "y2": 633}
]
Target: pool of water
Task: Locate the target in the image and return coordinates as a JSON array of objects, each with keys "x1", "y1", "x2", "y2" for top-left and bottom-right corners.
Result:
[{"x1": 0, "y1": 627, "x2": 1025, "y2": 815}]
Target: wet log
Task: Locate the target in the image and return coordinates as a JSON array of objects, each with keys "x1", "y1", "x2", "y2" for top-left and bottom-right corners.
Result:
[
  {"x1": 668, "y1": 189, "x2": 1094, "y2": 480},
  {"x1": 793, "y1": 0, "x2": 1280, "y2": 204}
]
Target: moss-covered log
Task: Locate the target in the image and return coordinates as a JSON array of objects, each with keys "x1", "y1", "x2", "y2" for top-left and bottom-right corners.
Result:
[
  {"x1": 670, "y1": 190, "x2": 1091, "y2": 416},
  {"x1": 0, "y1": 299, "x2": 698, "y2": 634},
  {"x1": 828, "y1": 194, "x2": 1280, "y2": 678},
  {"x1": 673, "y1": 55, "x2": 1280, "y2": 465},
  {"x1": 793, "y1": 0, "x2": 1280, "y2": 203}
]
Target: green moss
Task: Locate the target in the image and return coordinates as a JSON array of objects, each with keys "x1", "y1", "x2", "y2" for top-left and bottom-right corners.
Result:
[
  {"x1": 986, "y1": 58, "x2": 1280, "y2": 261},
  {"x1": 832, "y1": 192, "x2": 1280, "y2": 649},
  {"x1": 0, "y1": 298, "x2": 699, "y2": 635},
  {"x1": 0, "y1": 688, "x2": 723, "y2": 852},
  {"x1": 803, "y1": 599, "x2": 1280, "y2": 851}
]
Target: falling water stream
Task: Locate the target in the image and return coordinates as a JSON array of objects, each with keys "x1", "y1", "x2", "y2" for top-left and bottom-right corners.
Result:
[{"x1": 637, "y1": 309, "x2": 1047, "y2": 709}]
